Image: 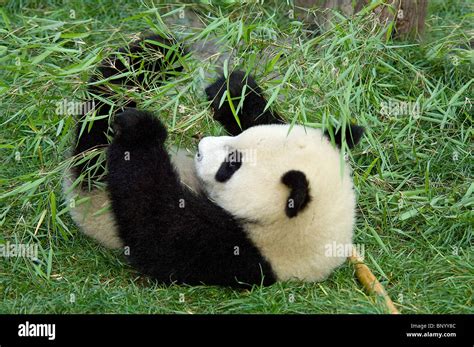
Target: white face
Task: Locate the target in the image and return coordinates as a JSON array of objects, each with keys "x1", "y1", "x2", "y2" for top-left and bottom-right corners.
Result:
[
  {"x1": 195, "y1": 124, "x2": 353, "y2": 224},
  {"x1": 194, "y1": 124, "x2": 358, "y2": 282}
]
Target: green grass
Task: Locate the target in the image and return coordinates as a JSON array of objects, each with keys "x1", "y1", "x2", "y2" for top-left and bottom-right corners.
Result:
[{"x1": 0, "y1": 0, "x2": 472, "y2": 314}]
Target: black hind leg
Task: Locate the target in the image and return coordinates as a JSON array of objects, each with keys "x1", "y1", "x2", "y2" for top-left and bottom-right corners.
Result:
[
  {"x1": 72, "y1": 34, "x2": 185, "y2": 183},
  {"x1": 205, "y1": 70, "x2": 283, "y2": 135}
]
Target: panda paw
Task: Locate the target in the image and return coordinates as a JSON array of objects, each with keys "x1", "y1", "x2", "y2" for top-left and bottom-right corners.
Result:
[
  {"x1": 205, "y1": 70, "x2": 283, "y2": 136},
  {"x1": 113, "y1": 109, "x2": 167, "y2": 147}
]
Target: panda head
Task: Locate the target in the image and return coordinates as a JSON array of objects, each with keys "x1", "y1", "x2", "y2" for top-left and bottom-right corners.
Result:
[
  {"x1": 195, "y1": 123, "x2": 363, "y2": 223},
  {"x1": 195, "y1": 123, "x2": 364, "y2": 281}
]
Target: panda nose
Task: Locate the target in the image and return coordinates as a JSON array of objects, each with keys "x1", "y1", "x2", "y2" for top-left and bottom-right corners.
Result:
[
  {"x1": 197, "y1": 136, "x2": 232, "y2": 161},
  {"x1": 197, "y1": 139, "x2": 208, "y2": 162},
  {"x1": 197, "y1": 137, "x2": 214, "y2": 160},
  {"x1": 196, "y1": 150, "x2": 203, "y2": 162}
]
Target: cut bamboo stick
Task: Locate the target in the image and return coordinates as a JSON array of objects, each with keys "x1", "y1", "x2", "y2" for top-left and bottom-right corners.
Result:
[{"x1": 348, "y1": 248, "x2": 400, "y2": 314}]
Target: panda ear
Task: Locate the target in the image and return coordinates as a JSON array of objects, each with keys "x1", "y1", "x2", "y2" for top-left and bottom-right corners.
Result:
[
  {"x1": 324, "y1": 124, "x2": 364, "y2": 149},
  {"x1": 281, "y1": 170, "x2": 311, "y2": 218}
]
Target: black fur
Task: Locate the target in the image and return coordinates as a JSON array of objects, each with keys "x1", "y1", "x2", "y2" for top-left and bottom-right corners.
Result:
[
  {"x1": 324, "y1": 124, "x2": 364, "y2": 149},
  {"x1": 107, "y1": 109, "x2": 276, "y2": 288},
  {"x1": 73, "y1": 34, "x2": 185, "y2": 183},
  {"x1": 215, "y1": 150, "x2": 243, "y2": 183},
  {"x1": 205, "y1": 70, "x2": 284, "y2": 136},
  {"x1": 112, "y1": 109, "x2": 167, "y2": 145},
  {"x1": 281, "y1": 170, "x2": 311, "y2": 218}
]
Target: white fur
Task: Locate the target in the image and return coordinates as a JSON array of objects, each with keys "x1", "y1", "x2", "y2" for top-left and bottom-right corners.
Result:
[
  {"x1": 195, "y1": 124, "x2": 356, "y2": 282},
  {"x1": 63, "y1": 147, "x2": 200, "y2": 249}
]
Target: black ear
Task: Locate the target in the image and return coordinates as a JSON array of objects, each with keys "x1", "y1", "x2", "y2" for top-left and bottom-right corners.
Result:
[
  {"x1": 281, "y1": 170, "x2": 311, "y2": 218},
  {"x1": 324, "y1": 124, "x2": 364, "y2": 149}
]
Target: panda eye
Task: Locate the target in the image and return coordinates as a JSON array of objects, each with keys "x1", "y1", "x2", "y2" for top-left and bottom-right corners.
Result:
[{"x1": 215, "y1": 150, "x2": 242, "y2": 183}]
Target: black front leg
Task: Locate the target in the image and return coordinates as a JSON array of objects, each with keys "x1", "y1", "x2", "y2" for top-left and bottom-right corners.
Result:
[
  {"x1": 106, "y1": 109, "x2": 186, "y2": 261},
  {"x1": 107, "y1": 109, "x2": 177, "y2": 234},
  {"x1": 205, "y1": 70, "x2": 283, "y2": 135}
]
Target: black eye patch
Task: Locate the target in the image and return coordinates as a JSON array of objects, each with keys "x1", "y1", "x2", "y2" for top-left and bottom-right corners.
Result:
[{"x1": 215, "y1": 150, "x2": 243, "y2": 183}]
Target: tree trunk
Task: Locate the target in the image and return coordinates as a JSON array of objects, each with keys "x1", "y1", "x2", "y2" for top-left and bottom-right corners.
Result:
[{"x1": 295, "y1": 0, "x2": 428, "y2": 39}]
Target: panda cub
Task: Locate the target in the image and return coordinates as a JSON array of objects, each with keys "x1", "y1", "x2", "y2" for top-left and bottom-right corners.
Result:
[{"x1": 64, "y1": 34, "x2": 364, "y2": 288}]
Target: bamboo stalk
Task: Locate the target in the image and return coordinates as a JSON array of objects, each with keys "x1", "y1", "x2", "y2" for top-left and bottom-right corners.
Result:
[{"x1": 348, "y1": 248, "x2": 400, "y2": 314}]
